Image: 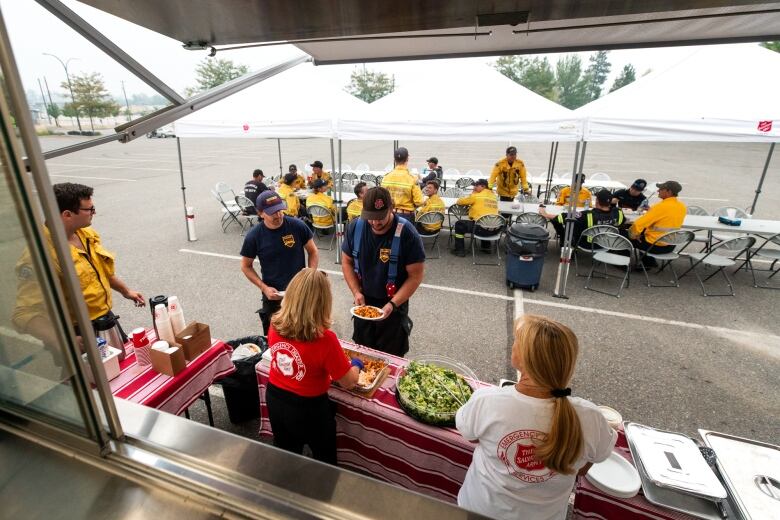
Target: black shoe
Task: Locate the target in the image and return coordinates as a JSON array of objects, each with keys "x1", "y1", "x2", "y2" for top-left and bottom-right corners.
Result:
[{"x1": 450, "y1": 248, "x2": 466, "y2": 257}]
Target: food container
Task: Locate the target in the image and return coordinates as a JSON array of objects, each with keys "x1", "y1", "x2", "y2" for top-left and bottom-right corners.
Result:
[
  {"x1": 395, "y1": 355, "x2": 478, "y2": 427},
  {"x1": 342, "y1": 347, "x2": 389, "y2": 394},
  {"x1": 82, "y1": 346, "x2": 122, "y2": 384},
  {"x1": 598, "y1": 405, "x2": 623, "y2": 430}
]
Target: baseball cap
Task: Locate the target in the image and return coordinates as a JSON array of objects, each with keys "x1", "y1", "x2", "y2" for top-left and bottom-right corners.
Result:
[
  {"x1": 631, "y1": 178, "x2": 647, "y2": 190},
  {"x1": 283, "y1": 172, "x2": 298, "y2": 185},
  {"x1": 361, "y1": 187, "x2": 393, "y2": 220},
  {"x1": 310, "y1": 160, "x2": 323, "y2": 168},
  {"x1": 506, "y1": 146, "x2": 517, "y2": 155},
  {"x1": 256, "y1": 190, "x2": 287, "y2": 215},
  {"x1": 472, "y1": 179, "x2": 489, "y2": 187},
  {"x1": 596, "y1": 189, "x2": 612, "y2": 205},
  {"x1": 252, "y1": 168, "x2": 264, "y2": 178},
  {"x1": 288, "y1": 164, "x2": 298, "y2": 173},
  {"x1": 427, "y1": 157, "x2": 439, "y2": 164},
  {"x1": 312, "y1": 179, "x2": 327, "y2": 189},
  {"x1": 656, "y1": 180, "x2": 682, "y2": 196}
]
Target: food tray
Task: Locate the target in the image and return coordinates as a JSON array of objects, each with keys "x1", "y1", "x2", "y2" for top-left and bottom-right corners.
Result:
[
  {"x1": 343, "y1": 347, "x2": 390, "y2": 394},
  {"x1": 395, "y1": 355, "x2": 478, "y2": 427}
]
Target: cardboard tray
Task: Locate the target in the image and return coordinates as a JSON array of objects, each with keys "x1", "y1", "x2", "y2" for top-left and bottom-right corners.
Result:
[
  {"x1": 174, "y1": 322, "x2": 211, "y2": 361},
  {"x1": 150, "y1": 345, "x2": 186, "y2": 376}
]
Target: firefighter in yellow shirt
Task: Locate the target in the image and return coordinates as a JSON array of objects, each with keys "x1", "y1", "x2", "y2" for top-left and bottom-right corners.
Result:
[
  {"x1": 306, "y1": 179, "x2": 336, "y2": 228},
  {"x1": 380, "y1": 147, "x2": 423, "y2": 220},
  {"x1": 556, "y1": 173, "x2": 593, "y2": 206},
  {"x1": 288, "y1": 164, "x2": 306, "y2": 190},
  {"x1": 416, "y1": 180, "x2": 446, "y2": 234},
  {"x1": 277, "y1": 173, "x2": 302, "y2": 217},
  {"x1": 346, "y1": 182, "x2": 367, "y2": 221},
  {"x1": 489, "y1": 146, "x2": 530, "y2": 201},
  {"x1": 451, "y1": 179, "x2": 499, "y2": 257},
  {"x1": 307, "y1": 160, "x2": 334, "y2": 190},
  {"x1": 629, "y1": 180, "x2": 687, "y2": 267}
]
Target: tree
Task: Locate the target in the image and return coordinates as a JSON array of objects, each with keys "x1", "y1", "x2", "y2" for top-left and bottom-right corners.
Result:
[
  {"x1": 186, "y1": 58, "x2": 248, "y2": 96},
  {"x1": 62, "y1": 72, "x2": 120, "y2": 131},
  {"x1": 761, "y1": 41, "x2": 780, "y2": 52},
  {"x1": 494, "y1": 55, "x2": 556, "y2": 100},
  {"x1": 609, "y1": 64, "x2": 637, "y2": 92},
  {"x1": 46, "y1": 103, "x2": 61, "y2": 125},
  {"x1": 555, "y1": 55, "x2": 589, "y2": 109},
  {"x1": 581, "y1": 50, "x2": 611, "y2": 101},
  {"x1": 345, "y1": 65, "x2": 395, "y2": 103}
]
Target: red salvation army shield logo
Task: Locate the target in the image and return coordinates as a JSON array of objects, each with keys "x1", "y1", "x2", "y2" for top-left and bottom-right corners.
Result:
[
  {"x1": 270, "y1": 342, "x2": 306, "y2": 381},
  {"x1": 757, "y1": 121, "x2": 772, "y2": 132},
  {"x1": 497, "y1": 429, "x2": 555, "y2": 483}
]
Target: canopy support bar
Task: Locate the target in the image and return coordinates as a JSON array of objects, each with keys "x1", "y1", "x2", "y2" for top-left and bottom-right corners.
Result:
[
  {"x1": 335, "y1": 139, "x2": 344, "y2": 264},
  {"x1": 553, "y1": 141, "x2": 587, "y2": 299},
  {"x1": 277, "y1": 139, "x2": 283, "y2": 177},
  {"x1": 38, "y1": 133, "x2": 125, "y2": 162},
  {"x1": 749, "y1": 142, "x2": 775, "y2": 214},
  {"x1": 543, "y1": 142, "x2": 559, "y2": 205},
  {"x1": 177, "y1": 137, "x2": 193, "y2": 241}
]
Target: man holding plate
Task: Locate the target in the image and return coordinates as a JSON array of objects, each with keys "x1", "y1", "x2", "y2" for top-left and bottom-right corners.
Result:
[{"x1": 341, "y1": 187, "x2": 425, "y2": 357}]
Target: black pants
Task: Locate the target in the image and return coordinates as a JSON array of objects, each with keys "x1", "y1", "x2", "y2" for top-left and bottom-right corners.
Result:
[
  {"x1": 453, "y1": 220, "x2": 492, "y2": 251},
  {"x1": 633, "y1": 238, "x2": 674, "y2": 267},
  {"x1": 395, "y1": 210, "x2": 415, "y2": 222},
  {"x1": 266, "y1": 382, "x2": 338, "y2": 465},
  {"x1": 352, "y1": 296, "x2": 411, "y2": 357},
  {"x1": 257, "y1": 296, "x2": 282, "y2": 337}
]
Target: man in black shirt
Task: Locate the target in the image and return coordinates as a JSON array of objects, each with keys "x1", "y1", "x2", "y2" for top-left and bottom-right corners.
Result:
[
  {"x1": 611, "y1": 179, "x2": 648, "y2": 210},
  {"x1": 420, "y1": 156, "x2": 443, "y2": 186},
  {"x1": 244, "y1": 169, "x2": 268, "y2": 207},
  {"x1": 540, "y1": 189, "x2": 626, "y2": 247},
  {"x1": 341, "y1": 187, "x2": 425, "y2": 357},
  {"x1": 240, "y1": 190, "x2": 318, "y2": 335}
]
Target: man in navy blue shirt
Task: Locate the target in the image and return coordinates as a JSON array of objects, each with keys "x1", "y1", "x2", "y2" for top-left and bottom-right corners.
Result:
[
  {"x1": 241, "y1": 190, "x2": 318, "y2": 335},
  {"x1": 341, "y1": 187, "x2": 425, "y2": 356}
]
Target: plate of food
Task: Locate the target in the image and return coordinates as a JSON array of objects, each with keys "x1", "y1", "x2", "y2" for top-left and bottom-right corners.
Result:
[
  {"x1": 343, "y1": 348, "x2": 389, "y2": 393},
  {"x1": 350, "y1": 305, "x2": 384, "y2": 321},
  {"x1": 396, "y1": 356, "x2": 477, "y2": 427}
]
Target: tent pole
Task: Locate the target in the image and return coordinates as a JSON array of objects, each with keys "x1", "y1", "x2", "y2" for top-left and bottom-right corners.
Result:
[
  {"x1": 544, "y1": 142, "x2": 559, "y2": 204},
  {"x1": 553, "y1": 140, "x2": 587, "y2": 299},
  {"x1": 335, "y1": 139, "x2": 344, "y2": 264},
  {"x1": 176, "y1": 137, "x2": 192, "y2": 241},
  {"x1": 330, "y1": 138, "x2": 340, "y2": 264},
  {"x1": 277, "y1": 138, "x2": 283, "y2": 177},
  {"x1": 749, "y1": 142, "x2": 775, "y2": 214}
]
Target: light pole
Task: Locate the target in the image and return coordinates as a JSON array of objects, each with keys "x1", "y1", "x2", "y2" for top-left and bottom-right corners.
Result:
[{"x1": 43, "y1": 53, "x2": 82, "y2": 133}]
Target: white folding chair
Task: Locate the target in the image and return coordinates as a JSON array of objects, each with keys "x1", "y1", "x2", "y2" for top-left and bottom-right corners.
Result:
[
  {"x1": 590, "y1": 172, "x2": 611, "y2": 181},
  {"x1": 416, "y1": 212, "x2": 445, "y2": 259},
  {"x1": 234, "y1": 195, "x2": 259, "y2": 231},
  {"x1": 584, "y1": 232, "x2": 635, "y2": 298},
  {"x1": 515, "y1": 212, "x2": 548, "y2": 228},
  {"x1": 686, "y1": 205, "x2": 710, "y2": 250},
  {"x1": 470, "y1": 214, "x2": 506, "y2": 266},
  {"x1": 215, "y1": 182, "x2": 237, "y2": 202},
  {"x1": 360, "y1": 173, "x2": 378, "y2": 186},
  {"x1": 574, "y1": 225, "x2": 619, "y2": 276},
  {"x1": 465, "y1": 169, "x2": 483, "y2": 179},
  {"x1": 443, "y1": 187, "x2": 464, "y2": 198},
  {"x1": 307, "y1": 205, "x2": 336, "y2": 250},
  {"x1": 210, "y1": 190, "x2": 244, "y2": 233},
  {"x1": 444, "y1": 168, "x2": 460, "y2": 179},
  {"x1": 711, "y1": 206, "x2": 751, "y2": 246},
  {"x1": 455, "y1": 177, "x2": 474, "y2": 190},
  {"x1": 679, "y1": 235, "x2": 756, "y2": 296},
  {"x1": 340, "y1": 164, "x2": 353, "y2": 174},
  {"x1": 447, "y1": 204, "x2": 470, "y2": 248},
  {"x1": 636, "y1": 230, "x2": 695, "y2": 287},
  {"x1": 355, "y1": 163, "x2": 370, "y2": 173},
  {"x1": 736, "y1": 233, "x2": 780, "y2": 289}
]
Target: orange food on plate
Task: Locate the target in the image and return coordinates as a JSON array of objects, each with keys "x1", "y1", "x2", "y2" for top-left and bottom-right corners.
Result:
[{"x1": 354, "y1": 305, "x2": 382, "y2": 318}]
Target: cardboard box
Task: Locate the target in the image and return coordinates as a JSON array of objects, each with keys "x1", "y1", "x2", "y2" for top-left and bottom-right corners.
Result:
[
  {"x1": 174, "y1": 322, "x2": 211, "y2": 361},
  {"x1": 150, "y1": 345, "x2": 186, "y2": 376}
]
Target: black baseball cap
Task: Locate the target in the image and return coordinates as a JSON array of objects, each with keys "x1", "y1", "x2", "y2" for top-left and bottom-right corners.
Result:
[
  {"x1": 283, "y1": 172, "x2": 298, "y2": 185},
  {"x1": 596, "y1": 189, "x2": 612, "y2": 205},
  {"x1": 656, "y1": 181, "x2": 682, "y2": 196},
  {"x1": 427, "y1": 157, "x2": 438, "y2": 164},
  {"x1": 631, "y1": 179, "x2": 647, "y2": 190},
  {"x1": 252, "y1": 169, "x2": 264, "y2": 178},
  {"x1": 361, "y1": 187, "x2": 393, "y2": 220},
  {"x1": 288, "y1": 164, "x2": 298, "y2": 173},
  {"x1": 472, "y1": 179, "x2": 489, "y2": 187},
  {"x1": 506, "y1": 146, "x2": 517, "y2": 155},
  {"x1": 310, "y1": 160, "x2": 323, "y2": 168},
  {"x1": 256, "y1": 191, "x2": 287, "y2": 215},
  {"x1": 312, "y1": 179, "x2": 327, "y2": 189}
]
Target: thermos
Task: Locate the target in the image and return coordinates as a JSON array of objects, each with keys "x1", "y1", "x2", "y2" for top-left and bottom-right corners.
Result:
[
  {"x1": 149, "y1": 295, "x2": 168, "y2": 339},
  {"x1": 93, "y1": 313, "x2": 125, "y2": 362}
]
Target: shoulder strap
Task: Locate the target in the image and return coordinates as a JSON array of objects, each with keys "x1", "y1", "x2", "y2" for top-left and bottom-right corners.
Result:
[
  {"x1": 352, "y1": 218, "x2": 365, "y2": 278},
  {"x1": 387, "y1": 217, "x2": 409, "y2": 288}
]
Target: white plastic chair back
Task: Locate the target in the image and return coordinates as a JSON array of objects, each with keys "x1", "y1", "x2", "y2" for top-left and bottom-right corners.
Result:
[
  {"x1": 590, "y1": 172, "x2": 611, "y2": 181},
  {"x1": 444, "y1": 168, "x2": 460, "y2": 178},
  {"x1": 417, "y1": 211, "x2": 445, "y2": 228},
  {"x1": 308, "y1": 205, "x2": 333, "y2": 228},
  {"x1": 515, "y1": 212, "x2": 547, "y2": 227},
  {"x1": 686, "y1": 205, "x2": 709, "y2": 216},
  {"x1": 455, "y1": 178, "x2": 474, "y2": 190},
  {"x1": 235, "y1": 195, "x2": 255, "y2": 212},
  {"x1": 444, "y1": 187, "x2": 463, "y2": 198},
  {"x1": 355, "y1": 163, "x2": 370, "y2": 173},
  {"x1": 592, "y1": 232, "x2": 633, "y2": 252},
  {"x1": 340, "y1": 164, "x2": 353, "y2": 173},
  {"x1": 215, "y1": 182, "x2": 236, "y2": 201},
  {"x1": 465, "y1": 169, "x2": 483, "y2": 178},
  {"x1": 474, "y1": 214, "x2": 506, "y2": 235},
  {"x1": 579, "y1": 225, "x2": 619, "y2": 250}
]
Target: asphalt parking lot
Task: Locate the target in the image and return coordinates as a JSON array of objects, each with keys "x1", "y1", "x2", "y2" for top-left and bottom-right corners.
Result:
[{"x1": 35, "y1": 135, "x2": 780, "y2": 445}]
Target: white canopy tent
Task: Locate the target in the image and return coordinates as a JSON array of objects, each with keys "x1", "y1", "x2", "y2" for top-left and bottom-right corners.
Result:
[{"x1": 338, "y1": 61, "x2": 581, "y2": 142}]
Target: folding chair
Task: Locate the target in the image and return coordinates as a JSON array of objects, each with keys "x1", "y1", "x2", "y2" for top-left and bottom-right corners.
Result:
[
  {"x1": 584, "y1": 232, "x2": 634, "y2": 298},
  {"x1": 736, "y1": 232, "x2": 780, "y2": 289},
  {"x1": 307, "y1": 205, "x2": 336, "y2": 250},
  {"x1": 215, "y1": 181, "x2": 237, "y2": 201},
  {"x1": 443, "y1": 187, "x2": 464, "y2": 198},
  {"x1": 416, "y1": 212, "x2": 445, "y2": 259},
  {"x1": 447, "y1": 204, "x2": 470, "y2": 248},
  {"x1": 590, "y1": 172, "x2": 611, "y2": 182},
  {"x1": 465, "y1": 169, "x2": 483, "y2": 179},
  {"x1": 574, "y1": 225, "x2": 619, "y2": 276},
  {"x1": 515, "y1": 212, "x2": 548, "y2": 228},
  {"x1": 685, "y1": 205, "x2": 710, "y2": 250},
  {"x1": 234, "y1": 195, "x2": 259, "y2": 231},
  {"x1": 355, "y1": 163, "x2": 370, "y2": 173},
  {"x1": 455, "y1": 177, "x2": 474, "y2": 190},
  {"x1": 444, "y1": 168, "x2": 461, "y2": 179},
  {"x1": 516, "y1": 193, "x2": 539, "y2": 203},
  {"x1": 636, "y1": 230, "x2": 695, "y2": 287},
  {"x1": 210, "y1": 190, "x2": 244, "y2": 233},
  {"x1": 711, "y1": 206, "x2": 751, "y2": 246},
  {"x1": 340, "y1": 164, "x2": 353, "y2": 174},
  {"x1": 679, "y1": 235, "x2": 756, "y2": 296},
  {"x1": 360, "y1": 173, "x2": 377, "y2": 186},
  {"x1": 469, "y1": 214, "x2": 506, "y2": 266}
]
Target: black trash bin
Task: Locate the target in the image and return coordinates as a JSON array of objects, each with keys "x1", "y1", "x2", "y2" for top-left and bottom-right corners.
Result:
[
  {"x1": 506, "y1": 223, "x2": 550, "y2": 291},
  {"x1": 220, "y1": 335, "x2": 268, "y2": 423}
]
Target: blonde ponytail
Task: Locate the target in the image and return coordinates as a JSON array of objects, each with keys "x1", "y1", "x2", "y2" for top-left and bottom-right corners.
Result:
[{"x1": 515, "y1": 315, "x2": 583, "y2": 474}]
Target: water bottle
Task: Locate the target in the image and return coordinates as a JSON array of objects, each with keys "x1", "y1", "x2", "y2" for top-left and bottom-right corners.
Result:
[{"x1": 97, "y1": 337, "x2": 108, "y2": 359}]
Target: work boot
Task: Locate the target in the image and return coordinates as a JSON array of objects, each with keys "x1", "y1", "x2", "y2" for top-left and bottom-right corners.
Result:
[
  {"x1": 450, "y1": 248, "x2": 466, "y2": 257},
  {"x1": 451, "y1": 237, "x2": 467, "y2": 257}
]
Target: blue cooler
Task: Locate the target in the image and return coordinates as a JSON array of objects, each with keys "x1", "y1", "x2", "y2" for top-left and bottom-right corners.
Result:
[{"x1": 506, "y1": 223, "x2": 549, "y2": 291}]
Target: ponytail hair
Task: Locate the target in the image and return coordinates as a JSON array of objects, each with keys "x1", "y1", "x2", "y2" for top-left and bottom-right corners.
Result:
[{"x1": 515, "y1": 315, "x2": 583, "y2": 474}]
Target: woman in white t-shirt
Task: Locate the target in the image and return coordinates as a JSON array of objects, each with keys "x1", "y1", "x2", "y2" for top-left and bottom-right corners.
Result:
[{"x1": 456, "y1": 315, "x2": 617, "y2": 520}]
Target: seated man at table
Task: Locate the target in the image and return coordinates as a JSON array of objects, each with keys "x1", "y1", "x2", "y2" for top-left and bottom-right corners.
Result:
[
  {"x1": 306, "y1": 179, "x2": 336, "y2": 231},
  {"x1": 277, "y1": 173, "x2": 303, "y2": 218},
  {"x1": 540, "y1": 189, "x2": 625, "y2": 247},
  {"x1": 451, "y1": 179, "x2": 499, "y2": 257},
  {"x1": 307, "y1": 160, "x2": 333, "y2": 190},
  {"x1": 415, "y1": 180, "x2": 446, "y2": 234},
  {"x1": 556, "y1": 174, "x2": 593, "y2": 206},
  {"x1": 288, "y1": 164, "x2": 306, "y2": 190},
  {"x1": 420, "y1": 156, "x2": 443, "y2": 186},
  {"x1": 243, "y1": 169, "x2": 268, "y2": 209},
  {"x1": 611, "y1": 178, "x2": 648, "y2": 210},
  {"x1": 628, "y1": 180, "x2": 686, "y2": 267},
  {"x1": 346, "y1": 182, "x2": 367, "y2": 221}
]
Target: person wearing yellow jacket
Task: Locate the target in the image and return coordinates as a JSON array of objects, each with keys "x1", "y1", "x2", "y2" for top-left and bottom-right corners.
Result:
[
  {"x1": 380, "y1": 147, "x2": 423, "y2": 220},
  {"x1": 306, "y1": 179, "x2": 336, "y2": 228},
  {"x1": 451, "y1": 179, "x2": 500, "y2": 256},
  {"x1": 13, "y1": 183, "x2": 145, "y2": 348},
  {"x1": 489, "y1": 146, "x2": 530, "y2": 201},
  {"x1": 556, "y1": 173, "x2": 593, "y2": 206},
  {"x1": 288, "y1": 164, "x2": 306, "y2": 190},
  {"x1": 277, "y1": 173, "x2": 302, "y2": 217},
  {"x1": 308, "y1": 160, "x2": 334, "y2": 190},
  {"x1": 629, "y1": 180, "x2": 687, "y2": 267},
  {"x1": 346, "y1": 182, "x2": 367, "y2": 221},
  {"x1": 416, "y1": 180, "x2": 446, "y2": 233}
]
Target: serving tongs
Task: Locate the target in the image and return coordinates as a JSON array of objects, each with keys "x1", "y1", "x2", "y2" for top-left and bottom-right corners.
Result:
[{"x1": 429, "y1": 372, "x2": 468, "y2": 406}]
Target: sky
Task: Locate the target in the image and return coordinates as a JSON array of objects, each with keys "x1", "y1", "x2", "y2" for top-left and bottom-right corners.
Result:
[{"x1": 0, "y1": 0, "x2": 766, "y2": 107}]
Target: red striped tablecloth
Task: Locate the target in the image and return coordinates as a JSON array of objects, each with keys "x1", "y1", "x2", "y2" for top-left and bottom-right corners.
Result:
[
  {"x1": 256, "y1": 340, "x2": 479, "y2": 503},
  {"x1": 111, "y1": 328, "x2": 235, "y2": 416}
]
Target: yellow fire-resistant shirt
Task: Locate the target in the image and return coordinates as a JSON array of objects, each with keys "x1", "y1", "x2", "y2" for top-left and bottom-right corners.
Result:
[
  {"x1": 380, "y1": 165, "x2": 424, "y2": 212},
  {"x1": 306, "y1": 192, "x2": 335, "y2": 227},
  {"x1": 489, "y1": 157, "x2": 529, "y2": 198},
  {"x1": 456, "y1": 190, "x2": 499, "y2": 221},
  {"x1": 292, "y1": 174, "x2": 306, "y2": 190},
  {"x1": 309, "y1": 171, "x2": 334, "y2": 190},
  {"x1": 12, "y1": 226, "x2": 115, "y2": 332},
  {"x1": 346, "y1": 198, "x2": 363, "y2": 221},
  {"x1": 277, "y1": 183, "x2": 301, "y2": 217},
  {"x1": 416, "y1": 193, "x2": 446, "y2": 232},
  {"x1": 630, "y1": 196, "x2": 687, "y2": 244},
  {"x1": 556, "y1": 186, "x2": 593, "y2": 206}
]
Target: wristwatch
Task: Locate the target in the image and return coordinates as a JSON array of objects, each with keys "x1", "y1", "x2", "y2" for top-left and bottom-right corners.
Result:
[{"x1": 389, "y1": 300, "x2": 398, "y2": 312}]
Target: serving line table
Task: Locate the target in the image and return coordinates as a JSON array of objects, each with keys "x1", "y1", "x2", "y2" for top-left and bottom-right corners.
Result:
[
  {"x1": 111, "y1": 328, "x2": 235, "y2": 421},
  {"x1": 529, "y1": 175, "x2": 628, "y2": 191}
]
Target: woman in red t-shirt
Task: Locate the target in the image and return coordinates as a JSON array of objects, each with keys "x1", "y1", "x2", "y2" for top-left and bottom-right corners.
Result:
[{"x1": 267, "y1": 268, "x2": 359, "y2": 464}]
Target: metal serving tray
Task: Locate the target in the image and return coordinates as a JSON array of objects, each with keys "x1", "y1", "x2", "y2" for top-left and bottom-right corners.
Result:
[
  {"x1": 700, "y1": 430, "x2": 780, "y2": 520},
  {"x1": 342, "y1": 347, "x2": 390, "y2": 394}
]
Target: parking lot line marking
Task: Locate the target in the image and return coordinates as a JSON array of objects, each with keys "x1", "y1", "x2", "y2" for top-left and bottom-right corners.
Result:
[
  {"x1": 178, "y1": 248, "x2": 780, "y2": 342},
  {"x1": 48, "y1": 162, "x2": 179, "y2": 173},
  {"x1": 513, "y1": 289, "x2": 524, "y2": 320},
  {"x1": 49, "y1": 174, "x2": 137, "y2": 182}
]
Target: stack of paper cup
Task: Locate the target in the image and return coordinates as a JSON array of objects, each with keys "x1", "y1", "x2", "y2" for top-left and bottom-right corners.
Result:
[{"x1": 131, "y1": 327, "x2": 152, "y2": 368}]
